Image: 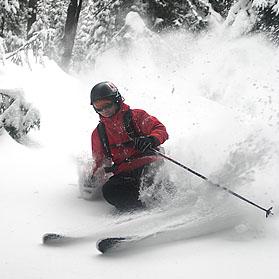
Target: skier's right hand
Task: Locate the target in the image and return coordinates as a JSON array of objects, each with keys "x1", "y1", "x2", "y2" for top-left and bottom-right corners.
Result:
[{"x1": 133, "y1": 136, "x2": 159, "y2": 153}]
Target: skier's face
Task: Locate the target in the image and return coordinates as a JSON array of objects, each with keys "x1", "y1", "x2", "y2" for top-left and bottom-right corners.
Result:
[{"x1": 93, "y1": 99, "x2": 118, "y2": 118}]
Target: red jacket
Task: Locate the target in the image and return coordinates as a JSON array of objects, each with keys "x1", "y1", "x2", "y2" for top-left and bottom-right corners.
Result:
[{"x1": 91, "y1": 102, "x2": 168, "y2": 175}]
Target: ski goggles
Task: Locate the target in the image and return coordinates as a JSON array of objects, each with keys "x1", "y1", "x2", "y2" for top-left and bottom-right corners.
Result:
[{"x1": 93, "y1": 101, "x2": 114, "y2": 113}]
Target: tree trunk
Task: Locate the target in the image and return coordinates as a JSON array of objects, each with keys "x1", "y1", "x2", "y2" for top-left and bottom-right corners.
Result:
[
  {"x1": 0, "y1": 13, "x2": 5, "y2": 37},
  {"x1": 27, "y1": 0, "x2": 38, "y2": 38},
  {"x1": 60, "y1": 0, "x2": 83, "y2": 71}
]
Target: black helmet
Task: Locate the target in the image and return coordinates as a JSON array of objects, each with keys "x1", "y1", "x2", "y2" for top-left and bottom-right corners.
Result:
[{"x1": 90, "y1": 81, "x2": 122, "y2": 105}]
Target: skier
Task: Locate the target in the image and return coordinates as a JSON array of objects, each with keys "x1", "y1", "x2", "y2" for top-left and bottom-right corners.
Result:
[{"x1": 84, "y1": 81, "x2": 169, "y2": 211}]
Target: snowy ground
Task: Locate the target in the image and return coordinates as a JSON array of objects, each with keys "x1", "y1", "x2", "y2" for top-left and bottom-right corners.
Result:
[{"x1": 1, "y1": 28, "x2": 279, "y2": 279}]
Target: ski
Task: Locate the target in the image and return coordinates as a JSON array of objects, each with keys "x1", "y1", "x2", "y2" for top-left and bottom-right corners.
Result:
[
  {"x1": 96, "y1": 208, "x2": 243, "y2": 254},
  {"x1": 96, "y1": 235, "x2": 149, "y2": 254},
  {"x1": 42, "y1": 233, "x2": 78, "y2": 245},
  {"x1": 42, "y1": 231, "x2": 100, "y2": 245},
  {"x1": 96, "y1": 224, "x2": 188, "y2": 254},
  {"x1": 41, "y1": 208, "x2": 160, "y2": 245},
  {"x1": 44, "y1": 203, "x2": 242, "y2": 251}
]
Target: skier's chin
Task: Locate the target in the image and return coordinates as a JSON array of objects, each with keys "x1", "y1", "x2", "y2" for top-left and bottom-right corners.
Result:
[{"x1": 102, "y1": 112, "x2": 114, "y2": 118}]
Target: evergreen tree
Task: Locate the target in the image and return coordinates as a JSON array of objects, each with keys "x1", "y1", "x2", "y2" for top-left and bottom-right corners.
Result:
[
  {"x1": 253, "y1": 0, "x2": 279, "y2": 44},
  {"x1": 0, "y1": 90, "x2": 40, "y2": 141},
  {"x1": 27, "y1": 0, "x2": 38, "y2": 37},
  {"x1": 223, "y1": 0, "x2": 279, "y2": 43},
  {"x1": 74, "y1": 0, "x2": 128, "y2": 64},
  {"x1": 147, "y1": 0, "x2": 209, "y2": 32},
  {"x1": 0, "y1": 0, "x2": 27, "y2": 52},
  {"x1": 209, "y1": 0, "x2": 234, "y2": 17},
  {"x1": 0, "y1": 0, "x2": 20, "y2": 37},
  {"x1": 29, "y1": 0, "x2": 67, "y2": 61}
]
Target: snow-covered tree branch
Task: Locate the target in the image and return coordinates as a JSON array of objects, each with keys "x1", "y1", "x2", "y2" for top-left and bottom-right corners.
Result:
[{"x1": 0, "y1": 89, "x2": 40, "y2": 141}]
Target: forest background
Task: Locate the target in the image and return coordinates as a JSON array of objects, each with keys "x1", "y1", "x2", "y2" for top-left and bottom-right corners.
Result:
[{"x1": 1, "y1": 0, "x2": 279, "y2": 72}]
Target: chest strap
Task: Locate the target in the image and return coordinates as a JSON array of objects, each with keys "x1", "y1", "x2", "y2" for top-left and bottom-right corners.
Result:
[
  {"x1": 97, "y1": 121, "x2": 112, "y2": 159},
  {"x1": 97, "y1": 109, "x2": 139, "y2": 160},
  {"x1": 123, "y1": 109, "x2": 139, "y2": 139}
]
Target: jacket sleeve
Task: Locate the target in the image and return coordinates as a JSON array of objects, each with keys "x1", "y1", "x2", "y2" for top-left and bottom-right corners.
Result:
[
  {"x1": 132, "y1": 109, "x2": 169, "y2": 144},
  {"x1": 91, "y1": 128, "x2": 105, "y2": 174}
]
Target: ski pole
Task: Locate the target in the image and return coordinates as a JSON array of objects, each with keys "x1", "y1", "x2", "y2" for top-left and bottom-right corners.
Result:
[{"x1": 151, "y1": 148, "x2": 273, "y2": 218}]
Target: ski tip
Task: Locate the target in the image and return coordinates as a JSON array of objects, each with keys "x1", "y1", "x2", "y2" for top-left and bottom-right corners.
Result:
[
  {"x1": 42, "y1": 233, "x2": 65, "y2": 244},
  {"x1": 96, "y1": 237, "x2": 127, "y2": 254}
]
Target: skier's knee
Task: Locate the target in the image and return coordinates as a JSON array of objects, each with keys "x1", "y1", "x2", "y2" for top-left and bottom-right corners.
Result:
[
  {"x1": 102, "y1": 182, "x2": 115, "y2": 204},
  {"x1": 102, "y1": 180, "x2": 143, "y2": 211}
]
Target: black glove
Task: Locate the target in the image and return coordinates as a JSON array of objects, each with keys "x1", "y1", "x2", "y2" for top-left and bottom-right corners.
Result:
[
  {"x1": 83, "y1": 175, "x2": 97, "y2": 191},
  {"x1": 133, "y1": 136, "x2": 159, "y2": 153}
]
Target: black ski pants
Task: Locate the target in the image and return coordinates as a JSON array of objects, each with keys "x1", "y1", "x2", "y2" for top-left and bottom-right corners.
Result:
[
  {"x1": 102, "y1": 159, "x2": 165, "y2": 211},
  {"x1": 102, "y1": 166, "x2": 145, "y2": 211}
]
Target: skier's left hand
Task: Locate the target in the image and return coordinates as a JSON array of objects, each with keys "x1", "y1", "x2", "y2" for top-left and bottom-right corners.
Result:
[
  {"x1": 83, "y1": 175, "x2": 97, "y2": 193},
  {"x1": 133, "y1": 136, "x2": 159, "y2": 153}
]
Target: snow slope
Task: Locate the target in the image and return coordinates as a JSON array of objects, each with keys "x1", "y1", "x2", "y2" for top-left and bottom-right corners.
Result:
[{"x1": 1, "y1": 27, "x2": 279, "y2": 278}]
